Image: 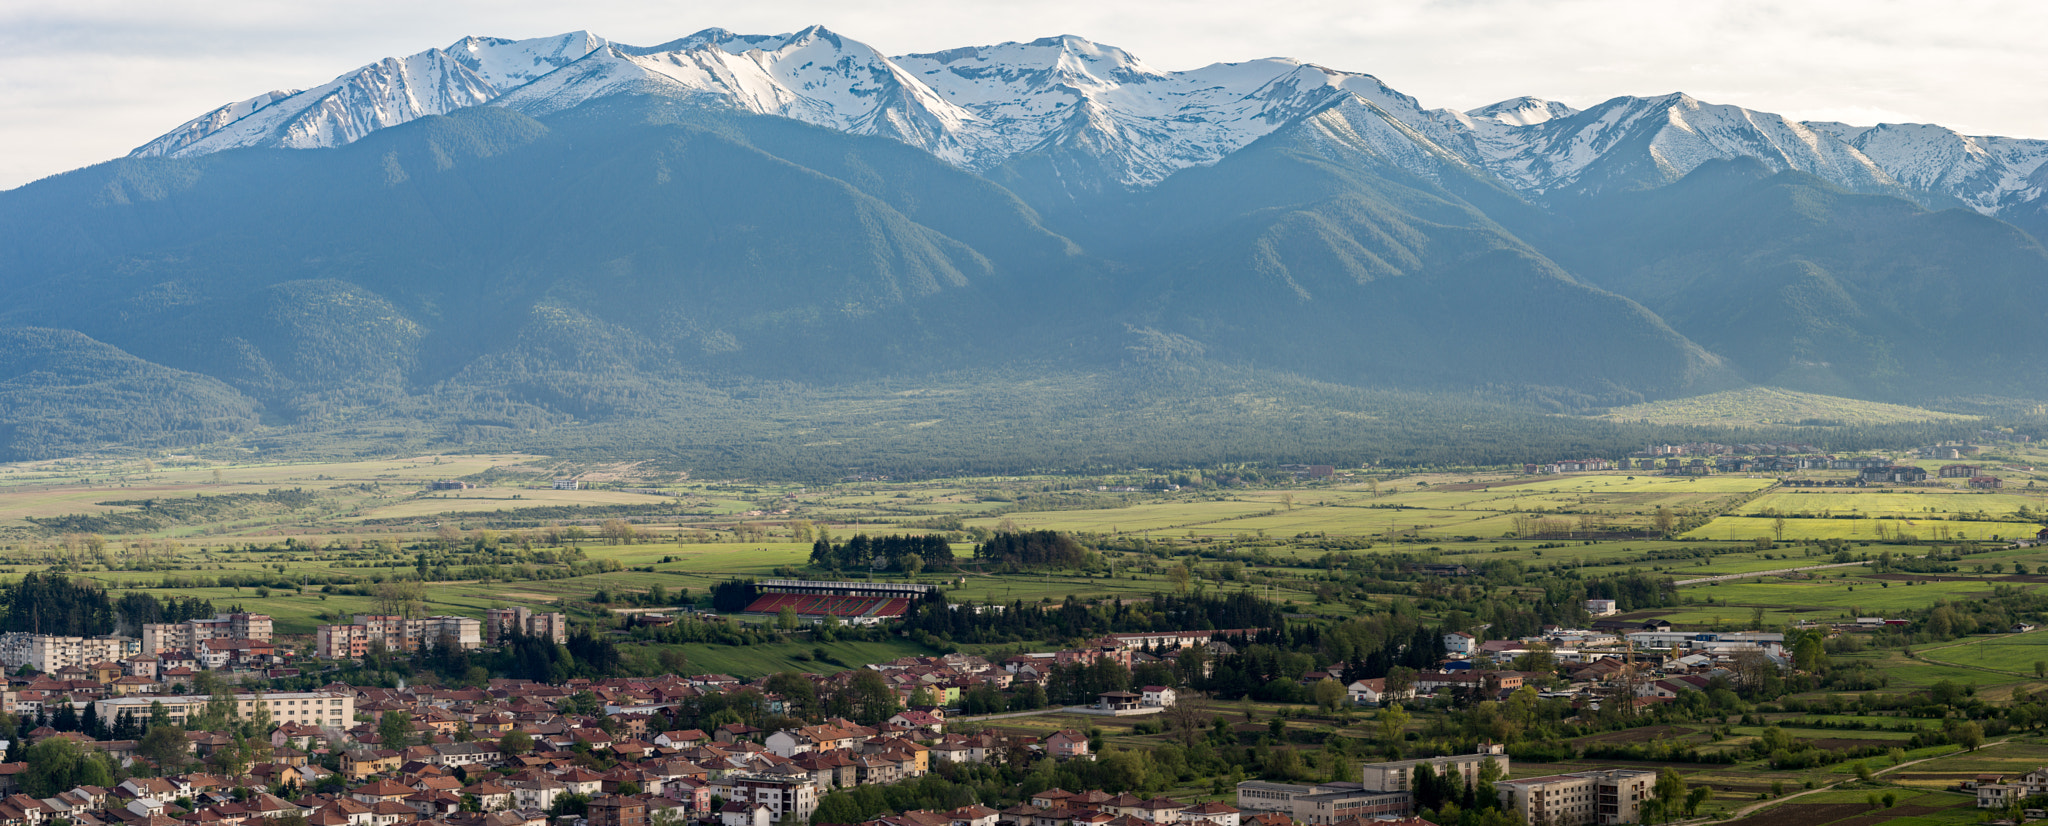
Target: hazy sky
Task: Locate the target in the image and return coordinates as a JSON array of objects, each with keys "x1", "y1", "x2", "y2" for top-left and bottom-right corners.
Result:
[{"x1": 1, "y1": 0, "x2": 2040, "y2": 190}]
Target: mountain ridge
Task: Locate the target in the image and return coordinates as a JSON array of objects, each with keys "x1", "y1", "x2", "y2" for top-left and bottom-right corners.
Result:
[
  {"x1": 0, "y1": 30, "x2": 2040, "y2": 466},
  {"x1": 115, "y1": 26, "x2": 2048, "y2": 223}
]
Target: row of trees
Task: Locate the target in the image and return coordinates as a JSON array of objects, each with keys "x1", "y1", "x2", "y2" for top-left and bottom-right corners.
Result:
[
  {"x1": 973, "y1": 531, "x2": 1089, "y2": 569},
  {"x1": 809, "y1": 534, "x2": 956, "y2": 573},
  {"x1": 0, "y1": 573, "x2": 219, "y2": 636}
]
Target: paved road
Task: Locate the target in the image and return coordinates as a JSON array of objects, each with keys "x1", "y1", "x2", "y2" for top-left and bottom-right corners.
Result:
[{"x1": 1673, "y1": 560, "x2": 1867, "y2": 587}]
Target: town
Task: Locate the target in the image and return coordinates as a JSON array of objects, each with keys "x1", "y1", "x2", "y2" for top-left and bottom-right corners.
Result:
[{"x1": 0, "y1": 603, "x2": 1681, "y2": 826}]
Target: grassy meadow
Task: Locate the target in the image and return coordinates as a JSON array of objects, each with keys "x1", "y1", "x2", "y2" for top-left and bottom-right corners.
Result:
[{"x1": 1, "y1": 444, "x2": 2046, "y2": 689}]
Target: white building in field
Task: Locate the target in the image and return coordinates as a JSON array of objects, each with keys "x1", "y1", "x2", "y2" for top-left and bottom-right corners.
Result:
[{"x1": 1585, "y1": 599, "x2": 1618, "y2": 617}]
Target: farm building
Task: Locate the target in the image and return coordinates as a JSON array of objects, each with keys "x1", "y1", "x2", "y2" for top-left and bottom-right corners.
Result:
[{"x1": 740, "y1": 580, "x2": 931, "y2": 626}]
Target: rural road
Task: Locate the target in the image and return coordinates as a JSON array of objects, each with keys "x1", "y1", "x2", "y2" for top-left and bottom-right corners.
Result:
[
  {"x1": 1717, "y1": 739, "x2": 2006, "y2": 821},
  {"x1": 949, "y1": 707, "x2": 1068, "y2": 723},
  {"x1": 1673, "y1": 561, "x2": 1868, "y2": 587}
]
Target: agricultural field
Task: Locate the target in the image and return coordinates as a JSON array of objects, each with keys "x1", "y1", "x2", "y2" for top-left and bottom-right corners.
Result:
[
  {"x1": 1912, "y1": 632, "x2": 2048, "y2": 676},
  {"x1": 1685, "y1": 516, "x2": 2042, "y2": 542},
  {"x1": 1741, "y1": 490, "x2": 2048, "y2": 520},
  {"x1": 2, "y1": 451, "x2": 2046, "y2": 663}
]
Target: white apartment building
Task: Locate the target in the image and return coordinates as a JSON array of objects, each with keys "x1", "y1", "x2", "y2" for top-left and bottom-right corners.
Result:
[
  {"x1": 142, "y1": 612, "x2": 272, "y2": 653},
  {"x1": 722, "y1": 773, "x2": 818, "y2": 823},
  {"x1": 1494, "y1": 770, "x2": 1655, "y2": 826},
  {"x1": 0, "y1": 632, "x2": 140, "y2": 672},
  {"x1": 97, "y1": 690, "x2": 354, "y2": 729}
]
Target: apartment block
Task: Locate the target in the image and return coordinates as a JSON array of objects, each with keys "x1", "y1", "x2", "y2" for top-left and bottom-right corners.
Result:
[
  {"x1": 314, "y1": 614, "x2": 482, "y2": 660},
  {"x1": 1494, "y1": 769, "x2": 1655, "y2": 826},
  {"x1": 485, "y1": 607, "x2": 569, "y2": 645},
  {"x1": 97, "y1": 690, "x2": 355, "y2": 730},
  {"x1": 721, "y1": 773, "x2": 819, "y2": 823},
  {"x1": 142, "y1": 612, "x2": 273, "y2": 653},
  {"x1": 1359, "y1": 747, "x2": 1510, "y2": 794},
  {"x1": 0, "y1": 632, "x2": 140, "y2": 673}
]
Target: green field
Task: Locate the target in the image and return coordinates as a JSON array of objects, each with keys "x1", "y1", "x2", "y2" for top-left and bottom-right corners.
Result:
[
  {"x1": 621, "y1": 639, "x2": 940, "y2": 678},
  {"x1": 1916, "y1": 632, "x2": 2048, "y2": 675}
]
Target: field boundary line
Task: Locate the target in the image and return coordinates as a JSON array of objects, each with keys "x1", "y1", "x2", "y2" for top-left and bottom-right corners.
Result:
[{"x1": 1673, "y1": 560, "x2": 1866, "y2": 586}]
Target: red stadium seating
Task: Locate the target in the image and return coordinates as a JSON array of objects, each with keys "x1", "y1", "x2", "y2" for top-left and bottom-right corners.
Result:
[{"x1": 743, "y1": 591, "x2": 907, "y2": 618}]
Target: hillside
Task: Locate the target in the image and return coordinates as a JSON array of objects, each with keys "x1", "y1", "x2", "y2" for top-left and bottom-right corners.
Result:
[{"x1": 1, "y1": 27, "x2": 2045, "y2": 467}]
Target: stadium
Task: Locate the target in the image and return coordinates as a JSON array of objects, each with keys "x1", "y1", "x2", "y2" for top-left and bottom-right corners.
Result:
[{"x1": 741, "y1": 580, "x2": 934, "y2": 625}]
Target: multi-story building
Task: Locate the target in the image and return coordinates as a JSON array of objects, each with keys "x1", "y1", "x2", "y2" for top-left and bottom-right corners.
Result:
[
  {"x1": 0, "y1": 632, "x2": 140, "y2": 673},
  {"x1": 1358, "y1": 747, "x2": 1510, "y2": 795},
  {"x1": 142, "y1": 612, "x2": 272, "y2": 653},
  {"x1": 1236, "y1": 781, "x2": 1412, "y2": 823},
  {"x1": 96, "y1": 690, "x2": 354, "y2": 730},
  {"x1": 722, "y1": 773, "x2": 818, "y2": 823},
  {"x1": 1291, "y1": 786, "x2": 1415, "y2": 824},
  {"x1": 1494, "y1": 770, "x2": 1655, "y2": 826},
  {"x1": 589, "y1": 795, "x2": 648, "y2": 826},
  {"x1": 315, "y1": 623, "x2": 373, "y2": 660},
  {"x1": 314, "y1": 614, "x2": 482, "y2": 660},
  {"x1": 410, "y1": 615, "x2": 482, "y2": 650},
  {"x1": 484, "y1": 607, "x2": 569, "y2": 645}
]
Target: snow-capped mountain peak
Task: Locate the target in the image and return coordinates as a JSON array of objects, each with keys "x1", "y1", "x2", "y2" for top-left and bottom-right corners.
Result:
[
  {"x1": 131, "y1": 32, "x2": 608, "y2": 158},
  {"x1": 1467, "y1": 96, "x2": 1579, "y2": 127},
  {"x1": 449, "y1": 30, "x2": 609, "y2": 90},
  {"x1": 129, "y1": 26, "x2": 2048, "y2": 219}
]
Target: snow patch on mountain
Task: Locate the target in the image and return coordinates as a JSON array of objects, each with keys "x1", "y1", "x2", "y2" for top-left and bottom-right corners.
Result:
[
  {"x1": 893, "y1": 36, "x2": 1481, "y2": 185},
  {"x1": 451, "y1": 31, "x2": 610, "y2": 90},
  {"x1": 129, "y1": 33, "x2": 609, "y2": 158},
  {"x1": 132, "y1": 90, "x2": 301, "y2": 158},
  {"x1": 1481, "y1": 93, "x2": 1896, "y2": 197},
  {"x1": 1804, "y1": 121, "x2": 2048, "y2": 214}
]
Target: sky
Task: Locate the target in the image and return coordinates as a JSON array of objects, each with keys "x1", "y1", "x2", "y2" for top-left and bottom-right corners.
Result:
[{"x1": 1, "y1": 0, "x2": 2041, "y2": 190}]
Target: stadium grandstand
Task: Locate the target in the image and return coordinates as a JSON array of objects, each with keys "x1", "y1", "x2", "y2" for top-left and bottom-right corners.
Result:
[{"x1": 741, "y1": 580, "x2": 934, "y2": 625}]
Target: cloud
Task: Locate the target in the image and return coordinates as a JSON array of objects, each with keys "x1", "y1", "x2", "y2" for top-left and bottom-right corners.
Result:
[{"x1": 0, "y1": 0, "x2": 2038, "y2": 189}]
